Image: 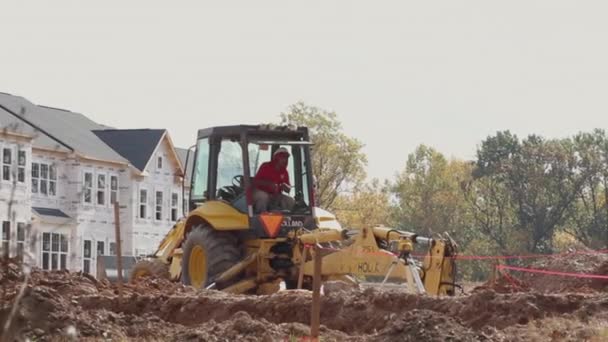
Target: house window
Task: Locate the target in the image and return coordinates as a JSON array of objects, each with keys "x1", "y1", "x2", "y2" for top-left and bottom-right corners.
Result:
[
  {"x1": 17, "y1": 151, "x2": 25, "y2": 183},
  {"x1": 16, "y1": 223, "x2": 26, "y2": 261},
  {"x1": 155, "y1": 191, "x2": 163, "y2": 220},
  {"x1": 157, "y1": 156, "x2": 163, "y2": 169},
  {"x1": 97, "y1": 174, "x2": 106, "y2": 205},
  {"x1": 110, "y1": 175, "x2": 118, "y2": 204},
  {"x1": 109, "y1": 242, "x2": 116, "y2": 255},
  {"x1": 83, "y1": 240, "x2": 91, "y2": 274},
  {"x1": 139, "y1": 189, "x2": 148, "y2": 219},
  {"x1": 42, "y1": 232, "x2": 68, "y2": 270},
  {"x1": 1, "y1": 221, "x2": 9, "y2": 258},
  {"x1": 97, "y1": 241, "x2": 105, "y2": 256},
  {"x1": 171, "y1": 193, "x2": 179, "y2": 221},
  {"x1": 3, "y1": 148, "x2": 12, "y2": 181},
  {"x1": 49, "y1": 164, "x2": 57, "y2": 195},
  {"x1": 31, "y1": 163, "x2": 39, "y2": 193},
  {"x1": 31, "y1": 162, "x2": 57, "y2": 196},
  {"x1": 40, "y1": 164, "x2": 48, "y2": 195},
  {"x1": 83, "y1": 172, "x2": 93, "y2": 203}
]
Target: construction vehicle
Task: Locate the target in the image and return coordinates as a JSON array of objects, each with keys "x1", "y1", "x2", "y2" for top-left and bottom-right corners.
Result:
[{"x1": 129, "y1": 125, "x2": 458, "y2": 295}]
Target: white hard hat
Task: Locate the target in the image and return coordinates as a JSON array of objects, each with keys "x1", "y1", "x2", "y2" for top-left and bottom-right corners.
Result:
[{"x1": 273, "y1": 147, "x2": 290, "y2": 158}]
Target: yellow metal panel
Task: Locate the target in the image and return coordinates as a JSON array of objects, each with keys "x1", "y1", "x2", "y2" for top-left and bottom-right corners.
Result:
[
  {"x1": 190, "y1": 200, "x2": 249, "y2": 230},
  {"x1": 155, "y1": 221, "x2": 186, "y2": 262},
  {"x1": 301, "y1": 227, "x2": 408, "y2": 279},
  {"x1": 298, "y1": 229, "x2": 343, "y2": 245},
  {"x1": 303, "y1": 249, "x2": 408, "y2": 278},
  {"x1": 423, "y1": 241, "x2": 447, "y2": 295},
  {"x1": 169, "y1": 251, "x2": 182, "y2": 281}
]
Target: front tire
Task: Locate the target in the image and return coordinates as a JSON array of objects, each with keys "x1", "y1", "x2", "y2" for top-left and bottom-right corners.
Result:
[{"x1": 180, "y1": 224, "x2": 241, "y2": 289}]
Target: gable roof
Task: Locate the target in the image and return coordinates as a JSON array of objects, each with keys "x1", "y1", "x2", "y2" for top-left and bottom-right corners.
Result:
[
  {"x1": 0, "y1": 93, "x2": 128, "y2": 163},
  {"x1": 93, "y1": 129, "x2": 167, "y2": 172},
  {"x1": 175, "y1": 147, "x2": 194, "y2": 183}
]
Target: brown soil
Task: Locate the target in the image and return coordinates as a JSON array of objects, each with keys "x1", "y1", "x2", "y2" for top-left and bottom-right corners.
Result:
[
  {"x1": 490, "y1": 251, "x2": 608, "y2": 294},
  {"x1": 2, "y1": 258, "x2": 608, "y2": 341}
]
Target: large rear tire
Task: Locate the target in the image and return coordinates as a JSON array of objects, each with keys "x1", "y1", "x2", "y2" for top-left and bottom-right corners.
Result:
[
  {"x1": 130, "y1": 259, "x2": 170, "y2": 282},
  {"x1": 180, "y1": 224, "x2": 241, "y2": 289}
]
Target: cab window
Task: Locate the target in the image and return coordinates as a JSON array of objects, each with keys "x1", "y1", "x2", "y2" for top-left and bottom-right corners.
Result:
[
  {"x1": 217, "y1": 140, "x2": 244, "y2": 195},
  {"x1": 191, "y1": 138, "x2": 209, "y2": 201}
]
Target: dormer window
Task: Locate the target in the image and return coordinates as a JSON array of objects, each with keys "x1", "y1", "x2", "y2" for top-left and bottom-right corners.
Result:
[{"x1": 157, "y1": 156, "x2": 163, "y2": 170}]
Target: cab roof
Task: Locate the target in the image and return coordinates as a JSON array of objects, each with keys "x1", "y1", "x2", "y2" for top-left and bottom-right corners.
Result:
[{"x1": 197, "y1": 125, "x2": 309, "y2": 141}]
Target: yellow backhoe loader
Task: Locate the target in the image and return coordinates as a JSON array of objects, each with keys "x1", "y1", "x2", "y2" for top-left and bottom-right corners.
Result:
[{"x1": 129, "y1": 125, "x2": 458, "y2": 296}]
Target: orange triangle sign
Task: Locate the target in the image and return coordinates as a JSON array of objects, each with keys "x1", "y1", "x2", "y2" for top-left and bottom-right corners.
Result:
[{"x1": 260, "y1": 213, "x2": 284, "y2": 237}]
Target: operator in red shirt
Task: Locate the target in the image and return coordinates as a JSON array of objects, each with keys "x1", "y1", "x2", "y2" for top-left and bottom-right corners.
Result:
[{"x1": 253, "y1": 147, "x2": 295, "y2": 212}]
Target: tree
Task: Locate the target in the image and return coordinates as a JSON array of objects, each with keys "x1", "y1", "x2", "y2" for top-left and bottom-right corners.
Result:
[
  {"x1": 390, "y1": 145, "x2": 471, "y2": 236},
  {"x1": 474, "y1": 131, "x2": 594, "y2": 253},
  {"x1": 562, "y1": 130, "x2": 608, "y2": 248},
  {"x1": 461, "y1": 177, "x2": 521, "y2": 253},
  {"x1": 280, "y1": 102, "x2": 367, "y2": 210},
  {"x1": 332, "y1": 179, "x2": 391, "y2": 229}
]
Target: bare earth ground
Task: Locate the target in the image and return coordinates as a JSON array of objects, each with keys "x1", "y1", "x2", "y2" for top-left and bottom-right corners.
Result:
[{"x1": 1, "y1": 252, "x2": 608, "y2": 341}]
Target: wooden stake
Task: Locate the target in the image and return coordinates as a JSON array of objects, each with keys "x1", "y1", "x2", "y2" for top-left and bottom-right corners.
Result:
[
  {"x1": 491, "y1": 260, "x2": 500, "y2": 286},
  {"x1": 113, "y1": 202, "x2": 123, "y2": 304},
  {"x1": 297, "y1": 245, "x2": 309, "y2": 289},
  {"x1": 310, "y1": 245, "x2": 322, "y2": 339}
]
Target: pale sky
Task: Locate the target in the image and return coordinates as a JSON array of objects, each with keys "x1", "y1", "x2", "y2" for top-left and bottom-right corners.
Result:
[{"x1": 2, "y1": 1, "x2": 608, "y2": 181}]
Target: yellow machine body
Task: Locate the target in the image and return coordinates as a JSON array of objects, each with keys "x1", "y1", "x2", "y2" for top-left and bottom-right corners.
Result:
[{"x1": 128, "y1": 124, "x2": 457, "y2": 296}]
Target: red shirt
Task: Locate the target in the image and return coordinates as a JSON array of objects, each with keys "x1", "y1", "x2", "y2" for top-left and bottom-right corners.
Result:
[{"x1": 254, "y1": 161, "x2": 290, "y2": 194}]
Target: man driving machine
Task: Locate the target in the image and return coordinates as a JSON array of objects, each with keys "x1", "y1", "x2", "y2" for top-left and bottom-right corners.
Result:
[{"x1": 252, "y1": 147, "x2": 295, "y2": 212}]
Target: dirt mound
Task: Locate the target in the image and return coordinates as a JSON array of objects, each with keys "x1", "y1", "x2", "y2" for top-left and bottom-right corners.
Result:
[
  {"x1": 172, "y1": 311, "x2": 353, "y2": 342},
  {"x1": 476, "y1": 272, "x2": 531, "y2": 294},
  {"x1": 3, "y1": 258, "x2": 608, "y2": 341},
  {"x1": 509, "y1": 252, "x2": 608, "y2": 293},
  {"x1": 370, "y1": 310, "x2": 485, "y2": 342}
]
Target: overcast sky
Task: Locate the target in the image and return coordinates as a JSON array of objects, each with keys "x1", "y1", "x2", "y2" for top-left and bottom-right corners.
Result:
[{"x1": 2, "y1": 1, "x2": 608, "y2": 181}]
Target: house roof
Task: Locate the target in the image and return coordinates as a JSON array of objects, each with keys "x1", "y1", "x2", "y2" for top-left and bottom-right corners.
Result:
[
  {"x1": 175, "y1": 147, "x2": 194, "y2": 183},
  {"x1": 0, "y1": 93, "x2": 128, "y2": 163},
  {"x1": 0, "y1": 103, "x2": 71, "y2": 152},
  {"x1": 93, "y1": 129, "x2": 167, "y2": 172}
]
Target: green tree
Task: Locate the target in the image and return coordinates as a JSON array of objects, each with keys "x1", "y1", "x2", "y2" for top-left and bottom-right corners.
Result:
[
  {"x1": 280, "y1": 102, "x2": 367, "y2": 211},
  {"x1": 390, "y1": 145, "x2": 471, "y2": 236},
  {"x1": 475, "y1": 131, "x2": 594, "y2": 253},
  {"x1": 461, "y1": 174, "x2": 517, "y2": 253},
  {"x1": 332, "y1": 179, "x2": 391, "y2": 229},
  {"x1": 562, "y1": 130, "x2": 608, "y2": 248}
]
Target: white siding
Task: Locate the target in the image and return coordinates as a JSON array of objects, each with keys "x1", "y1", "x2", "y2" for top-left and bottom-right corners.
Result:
[
  {"x1": 130, "y1": 138, "x2": 185, "y2": 256},
  {"x1": 0, "y1": 136, "x2": 32, "y2": 259},
  {"x1": 71, "y1": 162, "x2": 128, "y2": 275}
]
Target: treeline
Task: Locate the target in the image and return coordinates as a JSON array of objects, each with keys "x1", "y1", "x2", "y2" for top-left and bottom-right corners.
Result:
[{"x1": 281, "y1": 103, "x2": 608, "y2": 280}]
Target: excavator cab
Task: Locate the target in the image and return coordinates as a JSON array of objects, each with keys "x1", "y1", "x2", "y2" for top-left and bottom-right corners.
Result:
[{"x1": 188, "y1": 125, "x2": 317, "y2": 238}]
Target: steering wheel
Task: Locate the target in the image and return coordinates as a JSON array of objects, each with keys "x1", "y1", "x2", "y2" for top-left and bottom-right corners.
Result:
[{"x1": 232, "y1": 175, "x2": 244, "y2": 188}]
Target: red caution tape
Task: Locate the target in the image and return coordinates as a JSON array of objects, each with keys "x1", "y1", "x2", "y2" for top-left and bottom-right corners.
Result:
[
  {"x1": 497, "y1": 268, "x2": 525, "y2": 289},
  {"x1": 313, "y1": 243, "x2": 608, "y2": 262},
  {"x1": 415, "y1": 249, "x2": 608, "y2": 261},
  {"x1": 498, "y1": 264, "x2": 608, "y2": 280}
]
